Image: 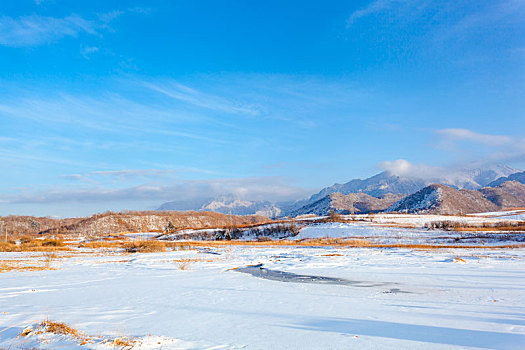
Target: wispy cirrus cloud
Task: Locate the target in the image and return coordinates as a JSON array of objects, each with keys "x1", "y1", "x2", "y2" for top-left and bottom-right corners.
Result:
[
  {"x1": 142, "y1": 81, "x2": 260, "y2": 116},
  {"x1": 434, "y1": 128, "x2": 525, "y2": 164},
  {"x1": 346, "y1": 0, "x2": 399, "y2": 26},
  {"x1": 436, "y1": 128, "x2": 513, "y2": 146},
  {"x1": 346, "y1": 0, "x2": 525, "y2": 48},
  {"x1": 0, "y1": 9, "x2": 128, "y2": 47},
  {"x1": 61, "y1": 167, "x2": 222, "y2": 184},
  {"x1": 0, "y1": 14, "x2": 98, "y2": 47},
  {"x1": 62, "y1": 169, "x2": 177, "y2": 183}
]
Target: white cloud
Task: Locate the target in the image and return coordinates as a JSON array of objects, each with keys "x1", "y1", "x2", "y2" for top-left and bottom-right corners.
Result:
[
  {"x1": 436, "y1": 128, "x2": 513, "y2": 146},
  {"x1": 0, "y1": 9, "x2": 129, "y2": 47},
  {"x1": 347, "y1": 0, "x2": 398, "y2": 26},
  {"x1": 3, "y1": 176, "x2": 311, "y2": 205},
  {"x1": 81, "y1": 46, "x2": 99, "y2": 58},
  {"x1": 142, "y1": 81, "x2": 260, "y2": 116},
  {"x1": 0, "y1": 14, "x2": 97, "y2": 47},
  {"x1": 378, "y1": 159, "x2": 441, "y2": 178},
  {"x1": 62, "y1": 169, "x2": 177, "y2": 183}
]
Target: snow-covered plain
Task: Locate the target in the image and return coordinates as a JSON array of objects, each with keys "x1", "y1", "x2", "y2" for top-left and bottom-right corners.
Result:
[
  {"x1": 294, "y1": 222, "x2": 525, "y2": 246},
  {"x1": 1, "y1": 213, "x2": 525, "y2": 349},
  {"x1": 1, "y1": 245, "x2": 525, "y2": 349}
]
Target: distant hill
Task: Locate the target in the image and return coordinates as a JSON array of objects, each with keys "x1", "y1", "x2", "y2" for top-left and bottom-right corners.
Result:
[
  {"x1": 479, "y1": 181, "x2": 525, "y2": 208},
  {"x1": 387, "y1": 181, "x2": 525, "y2": 214},
  {"x1": 387, "y1": 184, "x2": 498, "y2": 214},
  {"x1": 487, "y1": 171, "x2": 525, "y2": 187},
  {"x1": 1, "y1": 211, "x2": 269, "y2": 237}
]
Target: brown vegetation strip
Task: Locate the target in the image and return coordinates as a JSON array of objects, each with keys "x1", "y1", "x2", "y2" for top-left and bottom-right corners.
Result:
[
  {"x1": 75, "y1": 238, "x2": 525, "y2": 250},
  {"x1": 179, "y1": 240, "x2": 525, "y2": 250},
  {"x1": 454, "y1": 226, "x2": 525, "y2": 232},
  {"x1": 0, "y1": 238, "x2": 69, "y2": 252}
]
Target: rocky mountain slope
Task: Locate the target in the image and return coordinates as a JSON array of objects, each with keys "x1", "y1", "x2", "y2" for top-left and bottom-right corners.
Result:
[
  {"x1": 388, "y1": 181, "x2": 525, "y2": 215},
  {"x1": 288, "y1": 192, "x2": 405, "y2": 216},
  {"x1": 479, "y1": 181, "x2": 525, "y2": 208},
  {"x1": 285, "y1": 163, "x2": 519, "y2": 216},
  {"x1": 388, "y1": 184, "x2": 498, "y2": 214}
]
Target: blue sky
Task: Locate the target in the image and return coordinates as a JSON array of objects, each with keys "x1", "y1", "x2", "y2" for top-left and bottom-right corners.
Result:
[{"x1": 1, "y1": 0, "x2": 524, "y2": 216}]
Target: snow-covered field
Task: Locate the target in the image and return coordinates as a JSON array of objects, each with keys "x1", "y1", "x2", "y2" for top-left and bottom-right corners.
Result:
[
  {"x1": 293, "y1": 210, "x2": 525, "y2": 228},
  {"x1": 1, "y1": 244, "x2": 525, "y2": 349},
  {"x1": 340, "y1": 212, "x2": 525, "y2": 227},
  {"x1": 294, "y1": 222, "x2": 525, "y2": 246},
  {"x1": 1, "y1": 211, "x2": 525, "y2": 349}
]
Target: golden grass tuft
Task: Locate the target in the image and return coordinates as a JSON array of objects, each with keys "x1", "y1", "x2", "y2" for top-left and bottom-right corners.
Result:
[
  {"x1": 0, "y1": 237, "x2": 69, "y2": 252},
  {"x1": 123, "y1": 240, "x2": 167, "y2": 253},
  {"x1": 19, "y1": 319, "x2": 142, "y2": 349},
  {"x1": 108, "y1": 336, "x2": 137, "y2": 349},
  {"x1": 0, "y1": 258, "x2": 58, "y2": 273},
  {"x1": 40, "y1": 320, "x2": 91, "y2": 345}
]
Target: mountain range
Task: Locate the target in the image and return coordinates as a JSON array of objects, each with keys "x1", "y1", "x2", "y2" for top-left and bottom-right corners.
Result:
[
  {"x1": 158, "y1": 164, "x2": 524, "y2": 217},
  {"x1": 159, "y1": 194, "x2": 282, "y2": 217}
]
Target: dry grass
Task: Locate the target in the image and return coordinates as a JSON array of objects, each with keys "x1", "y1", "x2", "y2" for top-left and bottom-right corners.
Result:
[
  {"x1": 0, "y1": 260, "x2": 55, "y2": 273},
  {"x1": 78, "y1": 239, "x2": 195, "y2": 252},
  {"x1": 162, "y1": 238, "x2": 525, "y2": 250},
  {"x1": 0, "y1": 237, "x2": 69, "y2": 252},
  {"x1": 123, "y1": 240, "x2": 167, "y2": 253},
  {"x1": 454, "y1": 224, "x2": 525, "y2": 232},
  {"x1": 425, "y1": 220, "x2": 525, "y2": 232},
  {"x1": 20, "y1": 320, "x2": 139, "y2": 348},
  {"x1": 35, "y1": 320, "x2": 91, "y2": 345},
  {"x1": 41, "y1": 320, "x2": 85, "y2": 338},
  {"x1": 6, "y1": 231, "x2": 522, "y2": 256},
  {"x1": 106, "y1": 336, "x2": 137, "y2": 349},
  {"x1": 174, "y1": 258, "x2": 193, "y2": 270}
]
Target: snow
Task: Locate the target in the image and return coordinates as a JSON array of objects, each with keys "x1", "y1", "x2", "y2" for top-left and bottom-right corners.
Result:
[
  {"x1": 331, "y1": 212, "x2": 524, "y2": 227},
  {"x1": 294, "y1": 222, "x2": 525, "y2": 246},
  {"x1": 469, "y1": 210, "x2": 525, "y2": 221},
  {"x1": 1, "y1": 244, "x2": 525, "y2": 349}
]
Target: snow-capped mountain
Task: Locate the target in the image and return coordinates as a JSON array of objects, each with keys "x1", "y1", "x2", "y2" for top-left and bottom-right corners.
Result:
[
  {"x1": 158, "y1": 194, "x2": 282, "y2": 218},
  {"x1": 284, "y1": 163, "x2": 519, "y2": 216},
  {"x1": 158, "y1": 164, "x2": 520, "y2": 218},
  {"x1": 199, "y1": 195, "x2": 282, "y2": 217}
]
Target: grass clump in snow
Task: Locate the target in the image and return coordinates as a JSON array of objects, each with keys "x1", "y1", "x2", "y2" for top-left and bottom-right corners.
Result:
[
  {"x1": 123, "y1": 240, "x2": 167, "y2": 253},
  {"x1": 105, "y1": 336, "x2": 137, "y2": 349}
]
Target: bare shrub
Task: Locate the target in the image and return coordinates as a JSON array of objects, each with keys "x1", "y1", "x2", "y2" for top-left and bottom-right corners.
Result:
[{"x1": 322, "y1": 210, "x2": 343, "y2": 223}]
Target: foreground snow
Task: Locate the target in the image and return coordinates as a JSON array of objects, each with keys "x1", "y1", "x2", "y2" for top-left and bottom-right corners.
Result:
[{"x1": 1, "y1": 245, "x2": 525, "y2": 349}]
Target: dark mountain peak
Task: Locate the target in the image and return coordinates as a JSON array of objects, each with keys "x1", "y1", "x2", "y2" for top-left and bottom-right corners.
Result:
[{"x1": 487, "y1": 171, "x2": 525, "y2": 187}]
